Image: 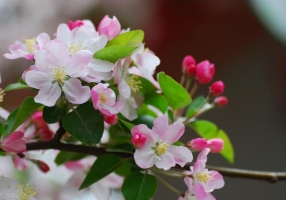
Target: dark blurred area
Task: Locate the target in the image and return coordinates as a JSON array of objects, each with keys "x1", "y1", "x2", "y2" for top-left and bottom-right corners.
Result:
[{"x1": 1, "y1": 0, "x2": 286, "y2": 199}]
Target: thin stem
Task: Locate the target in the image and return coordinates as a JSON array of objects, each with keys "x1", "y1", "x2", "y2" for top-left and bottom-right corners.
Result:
[
  {"x1": 151, "y1": 170, "x2": 183, "y2": 196},
  {"x1": 184, "y1": 77, "x2": 193, "y2": 91},
  {"x1": 52, "y1": 120, "x2": 65, "y2": 142},
  {"x1": 189, "y1": 81, "x2": 199, "y2": 98},
  {"x1": 180, "y1": 74, "x2": 186, "y2": 86},
  {"x1": 152, "y1": 167, "x2": 184, "y2": 178}
]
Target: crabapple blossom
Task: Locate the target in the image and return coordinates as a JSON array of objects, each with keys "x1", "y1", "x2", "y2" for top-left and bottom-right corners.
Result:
[
  {"x1": 189, "y1": 148, "x2": 224, "y2": 199},
  {"x1": 207, "y1": 139, "x2": 224, "y2": 153},
  {"x1": 91, "y1": 83, "x2": 124, "y2": 116},
  {"x1": 188, "y1": 138, "x2": 208, "y2": 151},
  {"x1": 3, "y1": 33, "x2": 50, "y2": 60},
  {"x1": 182, "y1": 55, "x2": 196, "y2": 76},
  {"x1": 132, "y1": 116, "x2": 193, "y2": 170},
  {"x1": 195, "y1": 60, "x2": 215, "y2": 84},
  {"x1": 24, "y1": 40, "x2": 92, "y2": 107},
  {"x1": 1, "y1": 131, "x2": 26, "y2": 153},
  {"x1": 209, "y1": 81, "x2": 225, "y2": 96},
  {"x1": 213, "y1": 96, "x2": 228, "y2": 107},
  {"x1": 98, "y1": 15, "x2": 121, "y2": 40}
]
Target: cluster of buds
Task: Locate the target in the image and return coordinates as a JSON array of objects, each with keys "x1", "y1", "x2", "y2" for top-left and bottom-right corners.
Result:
[{"x1": 187, "y1": 137, "x2": 224, "y2": 153}]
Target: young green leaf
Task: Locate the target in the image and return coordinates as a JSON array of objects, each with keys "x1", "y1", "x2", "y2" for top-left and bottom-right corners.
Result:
[
  {"x1": 62, "y1": 101, "x2": 104, "y2": 145},
  {"x1": 80, "y1": 154, "x2": 125, "y2": 190},
  {"x1": 144, "y1": 93, "x2": 168, "y2": 113},
  {"x1": 119, "y1": 119, "x2": 135, "y2": 130},
  {"x1": 137, "y1": 76, "x2": 157, "y2": 95},
  {"x1": 3, "y1": 82, "x2": 30, "y2": 92},
  {"x1": 186, "y1": 96, "x2": 206, "y2": 117},
  {"x1": 4, "y1": 97, "x2": 41, "y2": 139},
  {"x1": 190, "y1": 120, "x2": 234, "y2": 163},
  {"x1": 122, "y1": 172, "x2": 157, "y2": 200},
  {"x1": 94, "y1": 45, "x2": 137, "y2": 63},
  {"x1": 0, "y1": 123, "x2": 4, "y2": 135},
  {"x1": 157, "y1": 72, "x2": 191, "y2": 110},
  {"x1": 43, "y1": 105, "x2": 66, "y2": 124},
  {"x1": 107, "y1": 30, "x2": 144, "y2": 47},
  {"x1": 55, "y1": 151, "x2": 86, "y2": 166}
]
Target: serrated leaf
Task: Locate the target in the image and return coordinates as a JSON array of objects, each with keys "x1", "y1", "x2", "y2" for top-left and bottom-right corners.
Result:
[
  {"x1": 3, "y1": 82, "x2": 30, "y2": 92},
  {"x1": 3, "y1": 97, "x2": 41, "y2": 139},
  {"x1": 107, "y1": 30, "x2": 144, "y2": 47},
  {"x1": 55, "y1": 151, "x2": 86, "y2": 166},
  {"x1": 190, "y1": 120, "x2": 234, "y2": 163},
  {"x1": 186, "y1": 96, "x2": 206, "y2": 117},
  {"x1": 94, "y1": 45, "x2": 137, "y2": 63},
  {"x1": 144, "y1": 93, "x2": 168, "y2": 113},
  {"x1": 157, "y1": 72, "x2": 191, "y2": 110},
  {"x1": 122, "y1": 172, "x2": 157, "y2": 200},
  {"x1": 80, "y1": 154, "x2": 124, "y2": 190},
  {"x1": 62, "y1": 101, "x2": 104, "y2": 145},
  {"x1": 43, "y1": 105, "x2": 66, "y2": 124}
]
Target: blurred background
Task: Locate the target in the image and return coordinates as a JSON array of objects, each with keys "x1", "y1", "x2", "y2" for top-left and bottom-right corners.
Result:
[{"x1": 1, "y1": 0, "x2": 286, "y2": 199}]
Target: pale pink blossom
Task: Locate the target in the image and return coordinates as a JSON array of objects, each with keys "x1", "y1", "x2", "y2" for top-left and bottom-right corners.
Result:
[
  {"x1": 118, "y1": 95, "x2": 138, "y2": 120},
  {"x1": 91, "y1": 83, "x2": 123, "y2": 116},
  {"x1": 3, "y1": 33, "x2": 50, "y2": 60},
  {"x1": 1, "y1": 131, "x2": 26, "y2": 153},
  {"x1": 132, "y1": 116, "x2": 193, "y2": 170},
  {"x1": 24, "y1": 40, "x2": 92, "y2": 107},
  {"x1": 190, "y1": 148, "x2": 224, "y2": 199},
  {"x1": 207, "y1": 139, "x2": 224, "y2": 153},
  {"x1": 98, "y1": 15, "x2": 121, "y2": 40}
]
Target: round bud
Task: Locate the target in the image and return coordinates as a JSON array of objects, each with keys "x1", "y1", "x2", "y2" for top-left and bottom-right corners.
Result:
[
  {"x1": 213, "y1": 96, "x2": 228, "y2": 107},
  {"x1": 36, "y1": 160, "x2": 50, "y2": 173},
  {"x1": 207, "y1": 138, "x2": 224, "y2": 153},
  {"x1": 188, "y1": 138, "x2": 207, "y2": 150},
  {"x1": 195, "y1": 60, "x2": 215, "y2": 84},
  {"x1": 209, "y1": 81, "x2": 225, "y2": 96},
  {"x1": 103, "y1": 114, "x2": 118, "y2": 125},
  {"x1": 182, "y1": 55, "x2": 196, "y2": 75},
  {"x1": 131, "y1": 133, "x2": 146, "y2": 148}
]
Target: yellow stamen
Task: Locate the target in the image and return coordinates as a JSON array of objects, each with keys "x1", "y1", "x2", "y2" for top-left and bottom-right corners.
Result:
[
  {"x1": 24, "y1": 38, "x2": 36, "y2": 54},
  {"x1": 156, "y1": 142, "x2": 169, "y2": 155},
  {"x1": 0, "y1": 88, "x2": 5, "y2": 102},
  {"x1": 16, "y1": 184, "x2": 38, "y2": 200},
  {"x1": 51, "y1": 66, "x2": 67, "y2": 83},
  {"x1": 99, "y1": 94, "x2": 107, "y2": 104},
  {"x1": 69, "y1": 41, "x2": 87, "y2": 54},
  {"x1": 196, "y1": 172, "x2": 211, "y2": 183},
  {"x1": 126, "y1": 75, "x2": 142, "y2": 92}
]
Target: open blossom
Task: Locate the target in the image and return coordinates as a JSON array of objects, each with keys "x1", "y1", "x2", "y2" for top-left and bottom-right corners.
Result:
[
  {"x1": 188, "y1": 148, "x2": 224, "y2": 200},
  {"x1": 25, "y1": 40, "x2": 92, "y2": 107},
  {"x1": 1, "y1": 131, "x2": 26, "y2": 153},
  {"x1": 98, "y1": 15, "x2": 121, "y2": 40},
  {"x1": 132, "y1": 116, "x2": 193, "y2": 170},
  {"x1": 91, "y1": 83, "x2": 124, "y2": 116},
  {"x1": 3, "y1": 33, "x2": 50, "y2": 60}
]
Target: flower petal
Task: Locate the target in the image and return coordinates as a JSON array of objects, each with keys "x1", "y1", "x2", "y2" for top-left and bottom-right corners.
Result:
[
  {"x1": 34, "y1": 83, "x2": 61, "y2": 107},
  {"x1": 155, "y1": 153, "x2": 176, "y2": 170},
  {"x1": 131, "y1": 124, "x2": 157, "y2": 146},
  {"x1": 2, "y1": 131, "x2": 26, "y2": 153},
  {"x1": 0, "y1": 175, "x2": 20, "y2": 198},
  {"x1": 57, "y1": 24, "x2": 73, "y2": 45},
  {"x1": 168, "y1": 146, "x2": 193, "y2": 167},
  {"x1": 36, "y1": 33, "x2": 50, "y2": 49},
  {"x1": 118, "y1": 80, "x2": 131, "y2": 99},
  {"x1": 205, "y1": 171, "x2": 224, "y2": 192},
  {"x1": 162, "y1": 120, "x2": 185, "y2": 144},
  {"x1": 89, "y1": 59, "x2": 114, "y2": 72},
  {"x1": 25, "y1": 70, "x2": 53, "y2": 89},
  {"x1": 67, "y1": 50, "x2": 92, "y2": 77},
  {"x1": 134, "y1": 146, "x2": 156, "y2": 169},
  {"x1": 152, "y1": 116, "x2": 169, "y2": 137}
]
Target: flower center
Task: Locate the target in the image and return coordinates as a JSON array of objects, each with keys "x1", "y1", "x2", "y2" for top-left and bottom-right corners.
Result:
[
  {"x1": 126, "y1": 75, "x2": 142, "y2": 92},
  {"x1": 196, "y1": 172, "x2": 211, "y2": 183},
  {"x1": 155, "y1": 142, "x2": 169, "y2": 155},
  {"x1": 68, "y1": 41, "x2": 87, "y2": 54},
  {"x1": 16, "y1": 184, "x2": 38, "y2": 200},
  {"x1": 99, "y1": 94, "x2": 107, "y2": 104},
  {"x1": 24, "y1": 38, "x2": 36, "y2": 54},
  {"x1": 0, "y1": 88, "x2": 5, "y2": 102},
  {"x1": 51, "y1": 66, "x2": 67, "y2": 84}
]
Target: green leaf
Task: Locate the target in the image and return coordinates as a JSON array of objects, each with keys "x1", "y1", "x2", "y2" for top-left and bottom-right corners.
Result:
[
  {"x1": 132, "y1": 115, "x2": 155, "y2": 129},
  {"x1": 106, "y1": 143, "x2": 134, "y2": 154},
  {"x1": 0, "y1": 123, "x2": 4, "y2": 135},
  {"x1": 122, "y1": 172, "x2": 157, "y2": 200},
  {"x1": 62, "y1": 101, "x2": 104, "y2": 145},
  {"x1": 4, "y1": 97, "x2": 41, "y2": 139},
  {"x1": 144, "y1": 93, "x2": 168, "y2": 113},
  {"x1": 119, "y1": 119, "x2": 135, "y2": 130},
  {"x1": 3, "y1": 82, "x2": 30, "y2": 92},
  {"x1": 190, "y1": 120, "x2": 234, "y2": 163},
  {"x1": 80, "y1": 154, "x2": 124, "y2": 190},
  {"x1": 55, "y1": 151, "x2": 86, "y2": 166},
  {"x1": 186, "y1": 96, "x2": 206, "y2": 117},
  {"x1": 94, "y1": 45, "x2": 137, "y2": 63},
  {"x1": 157, "y1": 72, "x2": 191, "y2": 110},
  {"x1": 137, "y1": 103, "x2": 157, "y2": 118},
  {"x1": 172, "y1": 141, "x2": 184, "y2": 146},
  {"x1": 107, "y1": 30, "x2": 144, "y2": 47},
  {"x1": 43, "y1": 105, "x2": 66, "y2": 124},
  {"x1": 114, "y1": 161, "x2": 132, "y2": 177},
  {"x1": 137, "y1": 76, "x2": 157, "y2": 95},
  {"x1": 18, "y1": 78, "x2": 27, "y2": 85},
  {"x1": 167, "y1": 109, "x2": 174, "y2": 123}
]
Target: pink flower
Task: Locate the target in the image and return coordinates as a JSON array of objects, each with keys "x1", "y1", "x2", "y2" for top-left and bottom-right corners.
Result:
[
  {"x1": 1, "y1": 131, "x2": 26, "y2": 153},
  {"x1": 195, "y1": 60, "x2": 215, "y2": 84},
  {"x1": 209, "y1": 81, "x2": 225, "y2": 96},
  {"x1": 131, "y1": 133, "x2": 147, "y2": 148},
  {"x1": 103, "y1": 114, "x2": 118, "y2": 125},
  {"x1": 91, "y1": 83, "x2": 124, "y2": 116},
  {"x1": 207, "y1": 139, "x2": 224, "y2": 153},
  {"x1": 68, "y1": 20, "x2": 84, "y2": 30},
  {"x1": 3, "y1": 33, "x2": 50, "y2": 60},
  {"x1": 98, "y1": 15, "x2": 121, "y2": 40},
  {"x1": 213, "y1": 96, "x2": 228, "y2": 107},
  {"x1": 182, "y1": 55, "x2": 196, "y2": 76},
  {"x1": 132, "y1": 116, "x2": 193, "y2": 170},
  {"x1": 190, "y1": 148, "x2": 224, "y2": 199},
  {"x1": 188, "y1": 138, "x2": 207, "y2": 151},
  {"x1": 25, "y1": 40, "x2": 92, "y2": 107}
]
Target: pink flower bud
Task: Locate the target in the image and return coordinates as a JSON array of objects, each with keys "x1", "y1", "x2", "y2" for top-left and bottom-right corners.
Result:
[
  {"x1": 195, "y1": 60, "x2": 215, "y2": 84},
  {"x1": 207, "y1": 138, "x2": 224, "y2": 153},
  {"x1": 31, "y1": 111, "x2": 46, "y2": 129},
  {"x1": 98, "y1": 15, "x2": 121, "y2": 40},
  {"x1": 2, "y1": 131, "x2": 26, "y2": 153},
  {"x1": 131, "y1": 133, "x2": 146, "y2": 148},
  {"x1": 103, "y1": 114, "x2": 118, "y2": 125},
  {"x1": 68, "y1": 20, "x2": 84, "y2": 30},
  {"x1": 38, "y1": 127, "x2": 54, "y2": 141},
  {"x1": 188, "y1": 138, "x2": 207, "y2": 150},
  {"x1": 36, "y1": 160, "x2": 50, "y2": 173},
  {"x1": 209, "y1": 81, "x2": 225, "y2": 96},
  {"x1": 182, "y1": 55, "x2": 196, "y2": 75},
  {"x1": 213, "y1": 96, "x2": 228, "y2": 107}
]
